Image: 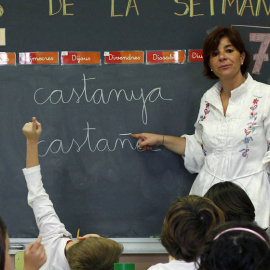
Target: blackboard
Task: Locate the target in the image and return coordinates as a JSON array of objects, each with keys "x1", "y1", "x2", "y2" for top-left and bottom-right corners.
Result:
[{"x1": 0, "y1": 0, "x2": 269, "y2": 238}]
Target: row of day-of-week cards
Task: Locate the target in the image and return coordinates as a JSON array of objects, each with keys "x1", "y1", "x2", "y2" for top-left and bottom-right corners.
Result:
[{"x1": 0, "y1": 50, "x2": 203, "y2": 65}]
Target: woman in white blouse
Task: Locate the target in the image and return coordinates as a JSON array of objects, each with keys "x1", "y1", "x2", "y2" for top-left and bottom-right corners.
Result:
[{"x1": 132, "y1": 26, "x2": 270, "y2": 229}]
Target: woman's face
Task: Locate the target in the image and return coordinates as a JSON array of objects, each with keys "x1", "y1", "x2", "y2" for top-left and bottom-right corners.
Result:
[
  {"x1": 209, "y1": 36, "x2": 245, "y2": 81},
  {"x1": 4, "y1": 235, "x2": 10, "y2": 270}
]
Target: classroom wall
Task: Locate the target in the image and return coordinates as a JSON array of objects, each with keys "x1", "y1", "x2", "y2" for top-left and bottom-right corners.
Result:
[{"x1": 10, "y1": 254, "x2": 169, "y2": 270}]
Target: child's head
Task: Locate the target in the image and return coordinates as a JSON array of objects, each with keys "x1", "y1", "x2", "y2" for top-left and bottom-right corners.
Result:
[
  {"x1": 204, "y1": 182, "x2": 255, "y2": 222},
  {"x1": 160, "y1": 195, "x2": 225, "y2": 262},
  {"x1": 66, "y1": 236, "x2": 123, "y2": 270},
  {"x1": 0, "y1": 216, "x2": 10, "y2": 270},
  {"x1": 199, "y1": 221, "x2": 270, "y2": 270}
]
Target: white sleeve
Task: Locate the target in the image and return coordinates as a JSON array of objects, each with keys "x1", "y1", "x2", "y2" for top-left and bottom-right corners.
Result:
[
  {"x1": 181, "y1": 96, "x2": 206, "y2": 174},
  {"x1": 262, "y1": 94, "x2": 270, "y2": 174},
  {"x1": 22, "y1": 165, "x2": 72, "y2": 240}
]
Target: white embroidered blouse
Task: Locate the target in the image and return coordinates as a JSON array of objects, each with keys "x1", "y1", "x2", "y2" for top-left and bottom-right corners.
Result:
[{"x1": 183, "y1": 73, "x2": 270, "y2": 228}]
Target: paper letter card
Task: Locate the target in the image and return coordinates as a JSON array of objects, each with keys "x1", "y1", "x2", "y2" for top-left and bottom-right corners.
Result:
[
  {"x1": 61, "y1": 52, "x2": 101, "y2": 65},
  {"x1": 104, "y1": 51, "x2": 144, "y2": 64},
  {"x1": 146, "y1": 50, "x2": 186, "y2": 64},
  {"x1": 188, "y1": 50, "x2": 203, "y2": 62},
  {"x1": 0, "y1": 28, "x2": 6, "y2": 46},
  {"x1": 19, "y1": 52, "x2": 59, "y2": 65},
  {"x1": 0, "y1": 52, "x2": 16, "y2": 65}
]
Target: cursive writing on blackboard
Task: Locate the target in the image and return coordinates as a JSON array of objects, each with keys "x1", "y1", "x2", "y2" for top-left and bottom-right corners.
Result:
[
  {"x1": 34, "y1": 74, "x2": 172, "y2": 125},
  {"x1": 38, "y1": 122, "x2": 161, "y2": 156}
]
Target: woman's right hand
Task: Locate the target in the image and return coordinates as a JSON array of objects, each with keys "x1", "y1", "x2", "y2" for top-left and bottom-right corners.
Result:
[
  {"x1": 24, "y1": 236, "x2": 47, "y2": 270},
  {"x1": 132, "y1": 133, "x2": 186, "y2": 156},
  {"x1": 131, "y1": 133, "x2": 163, "y2": 150}
]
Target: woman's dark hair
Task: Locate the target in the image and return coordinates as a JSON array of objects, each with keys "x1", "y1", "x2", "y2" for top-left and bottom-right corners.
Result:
[
  {"x1": 198, "y1": 221, "x2": 270, "y2": 270},
  {"x1": 204, "y1": 182, "x2": 255, "y2": 222},
  {"x1": 160, "y1": 195, "x2": 225, "y2": 262},
  {"x1": 0, "y1": 216, "x2": 7, "y2": 270},
  {"x1": 203, "y1": 26, "x2": 250, "y2": 79}
]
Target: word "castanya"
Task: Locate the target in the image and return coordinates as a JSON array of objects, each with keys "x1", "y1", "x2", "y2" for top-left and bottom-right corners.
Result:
[{"x1": 34, "y1": 74, "x2": 173, "y2": 125}]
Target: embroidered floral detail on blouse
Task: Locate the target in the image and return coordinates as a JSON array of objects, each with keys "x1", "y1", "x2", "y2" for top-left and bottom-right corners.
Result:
[
  {"x1": 199, "y1": 102, "x2": 210, "y2": 122},
  {"x1": 201, "y1": 144, "x2": 207, "y2": 156},
  {"x1": 239, "y1": 96, "x2": 261, "y2": 158}
]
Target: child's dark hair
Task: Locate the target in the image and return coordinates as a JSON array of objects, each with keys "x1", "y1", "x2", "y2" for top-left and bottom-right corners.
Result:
[
  {"x1": 204, "y1": 182, "x2": 255, "y2": 222},
  {"x1": 160, "y1": 195, "x2": 225, "y2": 262},
  {"x1": 199, "y1": 221, "x2": 270, "y2": 270}
]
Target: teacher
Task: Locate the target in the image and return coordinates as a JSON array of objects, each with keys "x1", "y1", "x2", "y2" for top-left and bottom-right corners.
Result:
[{"x1": 132, "y1": 26, "x2": 270, "y2": 229}]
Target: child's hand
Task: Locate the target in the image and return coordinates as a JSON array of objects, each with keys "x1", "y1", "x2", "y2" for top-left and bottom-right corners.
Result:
[
  {"x1": 24, "y1": 236, "x2": 47, "y2": 270},
  {"x1": 22, "y1": 117, "x2": 42, "y2": 142}
]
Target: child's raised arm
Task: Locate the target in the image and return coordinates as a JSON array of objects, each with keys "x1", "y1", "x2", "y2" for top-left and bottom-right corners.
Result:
[{"x1": 22, "y1": 117, "x2": 42, "y2": 168}]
